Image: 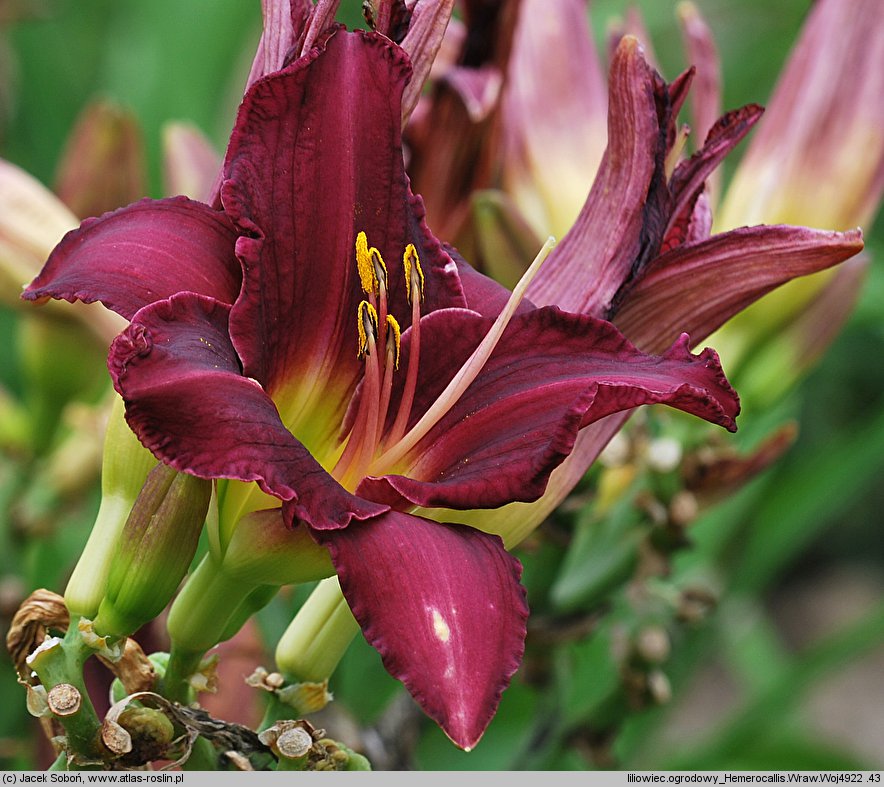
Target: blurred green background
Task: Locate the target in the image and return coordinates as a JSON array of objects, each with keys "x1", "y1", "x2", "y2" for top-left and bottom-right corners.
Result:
[{"x1": 1, "y1": 0, "x2": 882, "y2": 771}]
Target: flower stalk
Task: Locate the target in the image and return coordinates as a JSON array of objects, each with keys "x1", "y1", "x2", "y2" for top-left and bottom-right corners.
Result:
[{"x1": 26, "y1": 622, "x2": 103, "y2": 761}]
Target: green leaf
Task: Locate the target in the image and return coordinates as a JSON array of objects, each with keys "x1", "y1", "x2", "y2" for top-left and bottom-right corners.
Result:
[{"x1": 550, "y1": 485, "x2": 645, "y2": 614}]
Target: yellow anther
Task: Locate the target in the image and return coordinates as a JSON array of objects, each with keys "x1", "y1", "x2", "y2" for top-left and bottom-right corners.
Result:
[
  {"x1": 385, "y1": 315, "x2": 401, "y2": 370},
  {"x1": 403, "y1": 243, "x2": 424, "y2": 304},
  {"x1": 357, "y1": 301, "x2": 379, "y2": 357},
  {"x1": 355, "y1": 231, "x2": 377, "y2": 295},
  {"x1": 370, "y1": 246, "x2": 388, "y2": 289}
]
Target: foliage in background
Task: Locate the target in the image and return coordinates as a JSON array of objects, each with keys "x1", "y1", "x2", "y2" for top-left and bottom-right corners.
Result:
[{"x1": 1, "y1": 0, "x2": 882, "y2": 771}]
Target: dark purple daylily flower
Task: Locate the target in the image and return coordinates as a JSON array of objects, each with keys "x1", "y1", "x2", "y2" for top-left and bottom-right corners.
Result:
[{"x1": 23, "y1": 28, "x2": 740, "y2": 749}]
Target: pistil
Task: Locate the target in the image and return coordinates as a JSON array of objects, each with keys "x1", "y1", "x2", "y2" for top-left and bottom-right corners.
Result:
[{"x1": 371, "y1": 237, "x2": 556, "y2": 475}]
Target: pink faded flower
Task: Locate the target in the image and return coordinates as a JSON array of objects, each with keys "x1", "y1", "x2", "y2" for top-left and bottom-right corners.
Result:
[{"x1": 404, "y1": 0, "x2": 868, "y2": 544}]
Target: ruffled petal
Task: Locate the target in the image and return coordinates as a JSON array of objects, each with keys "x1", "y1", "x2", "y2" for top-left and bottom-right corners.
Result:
[
  {"x1": 109, "y1": 291, "x2": 387, "y2": 530},
  {"x1": 359, "y1": 307, "x2": 739, "y2": 511},
  {"x1": 524, "y1": 36, "x2": 660, "y2": 317},
  {"x1": 315, "y1": 510, "x2": 528, "y2": 751},
  {"x1": 221, "y1": 29, "x2": 464, "y2": 446},
  {"x1": 613, "y1": 225, "x2": 865, "y2": 353},
  {"x1": 23, "y1": 197, "x2": 241, "y2": 320},
  {"x1": 662, "y1": 104, "x2": 763, "y2": 249}
]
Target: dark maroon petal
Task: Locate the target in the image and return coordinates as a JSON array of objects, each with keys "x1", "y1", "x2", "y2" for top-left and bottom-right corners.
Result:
[
  {"x1": 221, "y1": 29, "x2": 464, "y2": 428},
  {"x1": 613, "y1": 225, "x2": 865, "y2": 353},
  {"x1": 661, "y1": 188, "x2": 713, "y2": 254},
  {"x1": 664, "y1": 104, "x2": 763, "y2": 244},
  {"x1": 400, "y1": 0, "x2": 456, "y2": 122},
  {"x1": 109, "y1": 292, "x2": 387, "y2": 530},
  {"x1": 524, "y1": 36, "x2": 660, "y2": 318},
  {"x1": 359, "y1": 307, "x2": 739, "y2": 511},
  {"x1": 23, "y1": 197, "x2": 240, "y2": 320},
  {"x1": 451, "y1": 415, "x2": 632, "y2": 549},
  {"x1": 315, "y1": 510, "x2": 528, "y2": 750}
]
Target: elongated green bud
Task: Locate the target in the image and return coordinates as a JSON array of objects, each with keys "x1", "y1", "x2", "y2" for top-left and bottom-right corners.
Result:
[
  {"x1": 65, "y1": 395, "x2": 158, "y2": 619},
  {"x1": 275, "y1": 577, "x2": 359, "y2": 683},
  {"x1": 93, "y1": 462, "x2": 211, "y2": 639}
]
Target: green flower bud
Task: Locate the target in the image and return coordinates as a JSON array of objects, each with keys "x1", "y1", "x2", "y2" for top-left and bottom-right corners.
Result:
[
  {"x1": 275, "y1": 577, "x2": 359, "y2": 684},
  {"x1": 93, "y1": 462, "x2": 211, "y2": 639},
  {"x1": 65, "y1": 395, "x2": 158, "y2": 620}
]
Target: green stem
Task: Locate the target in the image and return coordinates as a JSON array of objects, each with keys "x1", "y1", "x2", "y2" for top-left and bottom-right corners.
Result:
[
  {"x1": 182, "y1": 736, "x2": 219, "y2": 771},
  {"x1": 162, "y1": 555, "x2": 269, "y2": 705},
  {"x1": 29, "y1": 622, "x2": 103, "y2": 760},
  {"x1": 258, "y1": 693, "x2": 289, "y2": 732},
  {"x1": 166, "y1": 554, "x2": 260, "y2": 654},
  {"x1": 159, "y1": 646, "x2": 205, "y2": 706},
  {"x1": 274, "y1": 754, "x2": 308, "y2": 771}
]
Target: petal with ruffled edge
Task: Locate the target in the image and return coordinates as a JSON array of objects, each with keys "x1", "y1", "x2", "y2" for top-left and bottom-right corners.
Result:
[
  {"x1": 660, "y1": 104, "x2": 763, "y2": 253},
  {"x1": 315, "y1": 510, "x2": 528, "y2": 751},
  {"x1": 108, "y1": 291, "x2": 387, "y2": 530},
  {"x1": 221, "y1": 29, "x2": 465, "y2": 453},
  {"x1": 613, "y1": 225, "x2": 865, "y2": 354},
  {"x1": 358, "y1": 306, "x2": 739, "y2": 511},
  {"x1": 524, "y1": 36, "x2": 660, "y2": 317},
  {"x1": 23, "y1": 196, "x2": 241, "y2": 320}
]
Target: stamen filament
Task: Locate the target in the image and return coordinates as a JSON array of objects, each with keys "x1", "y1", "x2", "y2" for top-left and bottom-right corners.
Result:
[
  {"x1": 376, "y1": 277, "x2": 388, "y2": 370},
  {"x1": 333, "y1": 302, "x2": 381, "y2": 487},
  {"x1": 375, "y1": 321, "x2": 398, "y2": 448},
  {"x1": 370, "y1": 237, "x2": 556, "y2": 474},
  {"x1": 385, "y1": 293, "x2": 422, "y2": 446},
  {"x1": 355, "y1": 331, "x2": 382, "y2": 484}
]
